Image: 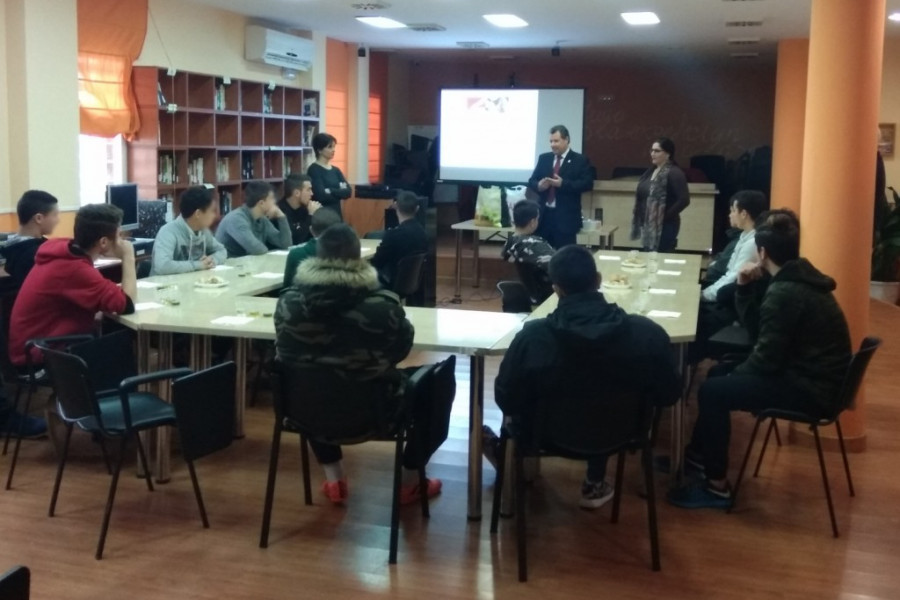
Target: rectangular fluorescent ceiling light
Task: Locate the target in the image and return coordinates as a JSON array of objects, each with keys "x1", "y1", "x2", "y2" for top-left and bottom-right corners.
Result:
[
  {"x1": 890, "y1": 12, "x2": 900, "y2": 22},
  {"x1": 483, "y1": 14, "x2": 528, "y2": 28},
  {"x1": 356, "y1": 16, "x2": 406, "y2": 28},
  {"x1": 621, "y1": 12, "x2": 660, "y2": 25}
]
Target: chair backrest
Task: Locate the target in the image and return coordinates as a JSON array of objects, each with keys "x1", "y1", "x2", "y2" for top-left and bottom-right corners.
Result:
[
  {"x1": 515, "y1": 262, "x2": 553, "y2": 304},
  {"x1": 134, "y1": 200, "x2": 168, "y2": 239},
  {"x1": 0, "y1": 566, "x2": 30, "y2": 600},
  {"x1": 528, "y1": 352, "x2": 655, "y2": 458},
  {"x1": 405, "y1": 355, "x2": 456, "y2": 459},
  {"x1": 68, "y1": 330, "x2": 137, "y2": 397},
  {"x1": 835, "y1": 336, "x2": 882, "y2": 414},
  {"x1": 271, "y1": 360, "x2": 402, "y2": 443},
  {"x1": 497, "y1": 281, "x2": 533, "y2": 313},
  {"x1": 392, "y1": 252, "x2": 427, "y2": 298},
  {"x1": 36, "y1": 345, "x2": 101, "y2": 425},
  {"x1": 172, "y1": 362, "x2": 236, "y2": 462}
]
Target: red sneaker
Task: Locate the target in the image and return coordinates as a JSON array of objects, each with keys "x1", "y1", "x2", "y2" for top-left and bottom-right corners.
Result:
[
  {"x1": 399, "y1": 478, "x2": 442, "y2": 505},
  {"x1": 322, "y1": 479, "x2": 348, "y2": 504}
]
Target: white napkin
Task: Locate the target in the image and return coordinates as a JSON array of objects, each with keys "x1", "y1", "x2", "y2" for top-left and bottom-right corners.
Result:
[
  {"x1": 596, "y1": 255, "x2": 621, "y2": 261},
  {"x1": 252, "y1": 272, "x2": 283, "y2": 279},
  {"x1": 137, "y1": 281, "x2": 161, "y2": 289},
  {"x1": 212, "y1": 265, "x2": 234, "y2": 271},
  {"x1": 135, "y1": 302, "x2": 164, "y2": 311},
  {"x1": 649, "y1": 288, "x2": 676, "y2": 295},
  {"x1": 647, "y1": 310, "x2": 681, "y2": 318},
  {"x1": 268, "y1": 250, "x2": 289, "y2": 256},
  {"x1": 657, "y1": 270, "x2": 682, "y2": 276},
  {"x1": 210, "y1": 316, "x2": 255, "y2": 326},
  {"x1": 664, "y1": 258, "x2": 686, "y2": 264}
]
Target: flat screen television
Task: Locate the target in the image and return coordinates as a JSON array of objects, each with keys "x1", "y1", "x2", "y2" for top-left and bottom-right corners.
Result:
[{"x1": 106, "y1": 183, "x2": 139, "y2": 231}]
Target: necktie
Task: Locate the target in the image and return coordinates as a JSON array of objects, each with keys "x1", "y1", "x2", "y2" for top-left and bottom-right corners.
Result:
[{"x1": 547, "y1": 155, "x2": 562, "y2": 207}]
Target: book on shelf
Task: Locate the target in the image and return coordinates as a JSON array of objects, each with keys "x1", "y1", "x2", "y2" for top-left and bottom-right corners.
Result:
[
  {"x1": 263, "y1": 91, "x2": 273, "y2": 114},
  {"x1": 302, "y1": 97, "x2": 318, "y2": 117},
  {"x1": 304, "y1": 125, "x2": 317, "y2": 147},
  {"x1": 187, "y1": 156, "x2": 205, "y2": 185},
  {"x1": 215, "y1": 82, "x2": 227, "y2": 111},
  {"x1": 241, "y1": 153, "x2": 255, "y2": 179},
  {"x1": 158, "y1": 154, "x2": 175, "y2": 184},
  {"x1": 157, "y1": 82, "x2": 167, "y2": 107},
  {"x1": 219, "y1": 190, "x2": 232, "y2": 215},
  {"x1": 217, "y1": 156, "x2": 231, "y2": 182}
]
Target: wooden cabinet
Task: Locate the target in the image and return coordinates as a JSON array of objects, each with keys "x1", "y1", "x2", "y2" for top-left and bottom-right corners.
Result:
[{"x1": 127, "y1": 67, "x2": 320, "y2": 215}]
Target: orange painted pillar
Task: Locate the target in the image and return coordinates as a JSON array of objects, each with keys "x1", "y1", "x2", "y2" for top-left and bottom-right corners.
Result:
[
  {"x1": 800, "y1": 0, "x2": 886, "y2": 445},
  {"x1": 769, "y1": 39, "x2": 809, "y2": 216}
]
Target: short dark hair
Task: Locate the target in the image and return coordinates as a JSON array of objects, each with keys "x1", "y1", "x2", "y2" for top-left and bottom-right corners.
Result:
[
  {"x1": 513, "y1": 199, "x2": 540, "y2": 228},
  {"x1": 394, "y1": 191, "x2": 419, "y2": 217},
  {"x1": 244, "y1": 181, "x2": 273, "y2": 208},
  {"x1": 549, "y1": 245, "x2": 598, "y2": 295},
  {"x1": 312, "y1": 132, "x2": 337, "y2": 158},
  {"x1": 731, "y1": 190, "x2": 768, "y2": 221},
  {"x1": 310, "y1": 207, "x2": 342, "y2": 237},
  {"x1": 316, "y1": 223, "x2": 360, "y2": 260},
  {"x1": 284, "y1": 174, "x2": 311, "y2": 199},
  {"x1": 755, "y1": 218, "x2": 800, "y2": 266},
  {"x1": 549, "y1": 124, "x2": 570, "y2": 140},
  {"x1": 756, "y1": 207, "x2": 800, "y2": 232},
  {"x1": 17, "y1": 190, "x2": 58, "y2": 225},
  {"x1": 655, "y1": 136, "x2": 676, "y2": 161},
  {"x1": 74, "y1": 203, "x2": 122, "y2": 249},
  {"x1": 179, "y1": 186, "x2": 215, "y2": 219}
]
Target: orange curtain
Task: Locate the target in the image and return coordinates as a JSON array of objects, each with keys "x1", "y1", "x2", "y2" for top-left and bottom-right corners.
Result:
[{"x1": 77, "y1": 0, "x2": 148, "y2": 138}]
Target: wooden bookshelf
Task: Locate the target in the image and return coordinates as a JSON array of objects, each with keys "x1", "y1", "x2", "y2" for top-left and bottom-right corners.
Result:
[{"x1": 128, "y1": 67, "x2": 320, "y2": 213}]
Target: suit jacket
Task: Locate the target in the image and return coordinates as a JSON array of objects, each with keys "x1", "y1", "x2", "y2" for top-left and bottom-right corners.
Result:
[{"x1": 527, "y1": 150, "x2": 594, "y2": 236}]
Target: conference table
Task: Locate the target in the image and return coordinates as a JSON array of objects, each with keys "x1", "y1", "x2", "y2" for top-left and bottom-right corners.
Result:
[
  {"x1": 113, "y1": 240, "x2": 525, "y2": 519},
  {"x1": 450, "y1": 219, "x2": 619, "y2": 303}
]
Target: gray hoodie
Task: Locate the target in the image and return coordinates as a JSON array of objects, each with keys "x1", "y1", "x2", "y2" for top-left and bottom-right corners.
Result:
[
  {"x1": 215, "y1": 205, "x2": 291, "y2": 257},
  {"x1": 150, "y1": 216, "x2": 227, "y2": 275}
]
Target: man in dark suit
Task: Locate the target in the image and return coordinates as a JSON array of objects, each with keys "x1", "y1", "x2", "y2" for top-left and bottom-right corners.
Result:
[
  {"x1": 370, "y1": 191, "x2": 428, "y2": 290},
  {"x1": 527, "y1": 125, "x2": 594, "y2": 248}
]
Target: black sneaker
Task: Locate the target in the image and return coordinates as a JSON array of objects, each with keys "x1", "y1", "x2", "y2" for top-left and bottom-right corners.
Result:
[
  {"x1": 580, "y1": 479, "x2": 615, "y2": 509},
  {"x1": 0, "y1": 412, "x2": 48, "y2": 439}
]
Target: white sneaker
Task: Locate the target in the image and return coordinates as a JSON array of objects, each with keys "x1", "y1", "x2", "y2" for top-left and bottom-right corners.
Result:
[{"x1": 580, "y1": 479, "x2": 615, "y2": 509}]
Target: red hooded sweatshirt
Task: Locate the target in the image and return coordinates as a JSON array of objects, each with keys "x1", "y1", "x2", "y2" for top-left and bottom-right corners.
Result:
[{"x1": 8, "y1": 238, "x2": 132, "y2": 366}]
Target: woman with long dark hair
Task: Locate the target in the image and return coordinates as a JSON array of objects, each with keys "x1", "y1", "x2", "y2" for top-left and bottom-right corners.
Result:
[{"x1": 631, "y1": 137, "x2": 690, "y2": 252}]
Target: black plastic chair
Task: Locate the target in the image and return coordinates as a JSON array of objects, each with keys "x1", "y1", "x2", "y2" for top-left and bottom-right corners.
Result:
[
  {"x1": 391, "y1": 252, "x2": 427, "y2": 301},
  {"x1": 729, "y1": 336, "x2": 881, "y2": 537},
  {"x1": 260, "y1": 361, "x2": 436, "y2": 564},
  {"x1": 515, "y1": 263, "x2": 553, "y2": 304},
  {"x1": 37, "y1": 338, "x2": 200, "y2": 559},
  {"x1": 0, "y1": 565, "x2": 29, "y2": 600},
  {"x1": 496, "y1": 281, "x2": 533, "y2": 314},
  {"x1": 171, "y1": 361, "x2": 236, "y2": 527},
  {"x1": 490, "y1": 358, "x2": 661, "y2": 581}
]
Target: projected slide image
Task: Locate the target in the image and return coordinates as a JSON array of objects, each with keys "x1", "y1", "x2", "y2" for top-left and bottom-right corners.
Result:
[{"x1": 441, "y1": 90, "x2": 539, "y2": 170}]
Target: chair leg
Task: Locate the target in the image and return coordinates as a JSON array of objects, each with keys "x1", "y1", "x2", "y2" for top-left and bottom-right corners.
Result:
[
  {"x1": 97, "y1": 437, "x2": 113, "y2": 475},
  {"x1": 642, "y1": 446, "x2": 661, "y2": 571},
  {"x1": 134, "y1": 433, "x2": 154, "y2": 492},
  {"x1": 812, "y1": 425, "x2": 839, "y2": 538},
  {"x1": 515, "y1": 450, "x2": 528, "y2": 582},
  {"x1": 48, "y1": 424, "x2": 74, "y2": 516},
  {"x1": 772, "y1": 420, "x2": 783, "y2": 447},
  {"x1": 388, "y1": 434, "x2": 404, "y2": 565},
  {"x1": 649, "y1": 406, "x2": 662, "y2": 448},
  {"x1": 96, "y1": 437, "x2": 128, "y2": 560},
  {"x1": 300, "y1": 435, "x2": 312, "y2": 506},
  {"x1": 834, "y1": 419, "x2": 855, "y2": 497},
  {"x1": 186, "y1": 460, "x2": 210, "y2": 528},
  {"x1": 489, "y1": 432, "x2": 508, "y2": 534},
  {"x1": 610, "y1": 451, "x2": 626, "y2": 524},
  {"x1": 4, "y1": 382, "x2": 34, "y2": 489},
  {"x1": 2, "y1": 382, "x2": 26, "y2": 456},
  {"x1": 259, "y1": 424, "x2": 282, "y2": 548},
  {"x1": 753, "y1": 419, "x2": 777, "y2": 478},
  {"x1": 418, "y1": 464, "x2": 430, "y2": 519},
  {"x1": 729, "y1": 416, "x2": 764, "y2": 514}
]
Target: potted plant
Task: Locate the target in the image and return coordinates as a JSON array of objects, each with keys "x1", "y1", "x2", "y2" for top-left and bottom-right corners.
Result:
[{"x1": 870, "y1": 186, "x2": 900, "y2": 304}]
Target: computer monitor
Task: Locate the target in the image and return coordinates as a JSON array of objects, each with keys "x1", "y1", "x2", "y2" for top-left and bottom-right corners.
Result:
[{"x1": 106, "y1": 183, "x2": 139, "y2": 231}]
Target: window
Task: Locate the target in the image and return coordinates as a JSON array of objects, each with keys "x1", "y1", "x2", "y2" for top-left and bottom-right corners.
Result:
[{"x1": 78, "y1": 134, "x2": 126, "y2": 206}]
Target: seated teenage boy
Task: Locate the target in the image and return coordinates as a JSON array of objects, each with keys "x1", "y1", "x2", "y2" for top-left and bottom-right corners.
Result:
[
  {"x1": 8, "y1": 203, "x2": 137, "y2": 369},
  {"x1": 275, "y1": 223, "x2": 441, "y2": 505},
  {"x1": 151, "y1": 186, "x2": 227, "y2": 275},
  {"x1": 282, "y1": 207, "x2": 342, "y2": 288},
  {"x1": 278, "y1": 174, "x2": 323, "y2": 246},
  {"x1": 495, "y1": 245, "x2": 679, "y2": 508},
  {"x1": 501, "y1": 199, "x2": 556, "y2": 302},
  {"x1": 369, "y1": 191, "x2": 428, "y2": 289},
  {"x1": 0, "y1": 190, "x2": 60, "y2": 287},
  {"x1": 215, "y1": 181, "x2": 291, "y2": 257},
  {"x1": 669, "y1": 213, "x2": 852, "y2": 509}
]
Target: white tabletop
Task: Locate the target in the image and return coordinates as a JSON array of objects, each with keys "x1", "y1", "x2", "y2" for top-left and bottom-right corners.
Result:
[{"x1": 452, "y1": 218, "x2": 617, "y2": 238}]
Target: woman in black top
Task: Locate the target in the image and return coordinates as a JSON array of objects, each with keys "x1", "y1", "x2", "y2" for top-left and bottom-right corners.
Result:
[
  {"x1": 630, "y1": 137, "x2": 690, "y2": 252},
  {"x1": 307, "y1": 132, "x2": 351, "y2": 219}
]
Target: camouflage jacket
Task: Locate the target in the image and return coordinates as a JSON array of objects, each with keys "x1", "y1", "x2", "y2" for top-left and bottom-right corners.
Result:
[{"x1": 275, "y1": 257, "x2": 414, "y2": 382}]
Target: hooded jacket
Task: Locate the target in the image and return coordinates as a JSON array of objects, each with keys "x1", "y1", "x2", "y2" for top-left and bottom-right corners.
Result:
[
  {"x1": 274, "y1": 257, "x2": 413, "y2": 382},
  {"x1": 150, "y1": 216, "x2": 227, "y2": 275},
  {"x1": 734, "y1": 258, "x2": 852, "y2": 413},
  {"x1": 8, "y1": 238, "x2": 133, "y2": 366},
  {"x1": 0, "y1": 235, "x2": 45, "y2": 288},
  {"x1": 495, "y1": 290, "x2": 680, "y2": 417},
  {"x1": 501, "y1": 233, "x2": 555, "y2": 302}
]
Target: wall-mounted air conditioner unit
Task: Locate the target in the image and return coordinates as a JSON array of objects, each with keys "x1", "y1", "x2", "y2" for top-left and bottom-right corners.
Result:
[{"x1": 245, "y1": 25, "x2": 314, "y2": 71}]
